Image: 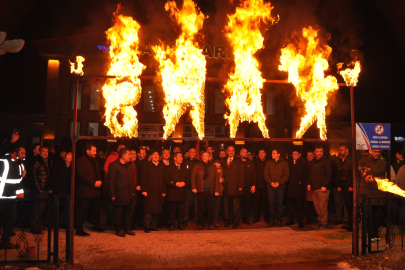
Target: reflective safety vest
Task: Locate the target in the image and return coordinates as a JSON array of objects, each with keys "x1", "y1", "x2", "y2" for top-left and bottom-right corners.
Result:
[{"x1": 0, "y1": 154, "x2": 24, "y2": 199}]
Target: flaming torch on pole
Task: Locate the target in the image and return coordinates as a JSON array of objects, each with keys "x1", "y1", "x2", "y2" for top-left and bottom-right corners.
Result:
[
  {"x1": 279, "y1": 27, "x2": 339, "y2": 140},
  {"x1": 153, "y1": 0, "x2": 207, "y2": 140},
  {"x1": 70, "y1": 56, "x2": 85, "y2": 76},
  {"x1": 224, "y1": 0, "x2": 278, "y2": 139},
  {"x1": 102, "y1": 4, "x2": 146, "y2": 138}
]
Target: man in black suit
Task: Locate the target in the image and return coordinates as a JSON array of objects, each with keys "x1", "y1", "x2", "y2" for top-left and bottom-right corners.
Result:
[
  {"x1": 108, "y1": 148, "x2": 136, "y2": 237},
  {"x1": 75, "y1": 143, "x2": 103, "y2": 236},
  {"x1": 164, "y1": 152, "x2": 189, "y2": 230},
  {"x1": 221, "y1": 145, "x2": 244, "y2": 228},
  {"x1": 141, "y1": 151, "x2": 166, "y2": 233}
]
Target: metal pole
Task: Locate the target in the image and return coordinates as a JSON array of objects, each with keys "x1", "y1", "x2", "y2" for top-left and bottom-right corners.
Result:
[
  {"x1": 351, "y1": 86, "x2": 359, "y2": 256},
  {"x1": 68, "y1": 76, "x2": 79, "y2": 264}
]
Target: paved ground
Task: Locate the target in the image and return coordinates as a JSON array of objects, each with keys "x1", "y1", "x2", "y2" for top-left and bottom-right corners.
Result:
[{"x1": 1, "y1": 221, "x2": 360, "y2": 269}]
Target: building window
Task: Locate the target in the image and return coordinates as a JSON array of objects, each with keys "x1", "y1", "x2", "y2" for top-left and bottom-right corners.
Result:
[
  {"x1": 90, "y1": 87, "x2": 100, "y2": 110},
  {"x1": 70, "y1": 121, "x2": 81, "y2": 138},
  {"x1": 266, "y1": 90, "x2": 275, "y2": 116},
  {"x1": 144, "y1": 86, "x2": 155, "y2": 112},
  {"x1": 215, "y1": 88, "x2": 225, "y2": 114},
  {"x1": 71, "y1": 84, "x2": 82, "y2": 110},
  {"x1": 88, "y1": 122, "x2": 99, "y2": 136}
]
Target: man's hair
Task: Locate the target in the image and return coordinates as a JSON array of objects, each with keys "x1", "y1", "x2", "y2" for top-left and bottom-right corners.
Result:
[
  {"x1": 173, "y1": 152, "x2": 183, "y2": 159},
  {"x1": 307, "y1": 150, "x2": 314, "y2": 155},
  {"x1": 119, "y1": 148, "x2": 128, "y2": 158},
  {"x1": 84, "y1": 142, "x2": 96, "y2": 152},
  {"x1": 339, "y1": 144, "x2": 349, "y2": 151},
  {"x1": 207, "y1": 145, "x2": 213, "y2": 149},
  {"x1": 219, "y1": 149, "x2": 226, "y2": 154},
  {"x1": 39, "y1": 146, "x2": 49, "y2": 152},
  {"x1": 11, "y1": 145, "x2": 25, "y2": 155},
  {"x1": 396, "y1": 149, "x2": 405, "y2": 155},
  {"x1": 150, "y1": 150, "x2": 160, "y2": 156},
  {"x1": 139, "y1": 147, "x2": 147, "y2": 153},
  {"x1": 227, "y1": 145, "x2": 235, "y2": 150},
  {"x1": 272, "y1": 147, "x2": 281, "y2": 155},
  {"x1": 129, "y1": 147, "x2": 137, "y2": 152},
  {"x1": 314, "y1": 144, "x2": 324, "y2": 150},
  {"x1": 31, "y1": 143, "x2": 40, "y2": 151},
  {"x1": 117, "y1": 143, "x2": 126, "y2": 150},
  {"x1": 162, "y1": 148, "x2": 170, "y2": 153},
  {"x1": 212, "y1": 157, "x2": 221, "y2": 164},
  {"x1": 257, "y1": 148, "x2": 267, "y2": 154},
  {"x1": 201, "y1": 151, "x2": 210, "y2": 156},
  {"x1": 292, "y1": 148, "x2": 301, "y2": 154}
]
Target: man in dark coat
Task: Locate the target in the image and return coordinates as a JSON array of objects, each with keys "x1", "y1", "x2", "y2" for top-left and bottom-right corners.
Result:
[
  {"x1": 192, "y1": 152, "x2": 219, "y2": 230},
  {"x1": 75, "y1": 143, "x2": 103, "y2": 236},
  {"x1": 305, "y1": 151, "x2": 316, "y2": 224},
  {"x1": 141, "y1": 151, "x2": 166, "y2": 233},
  {"x1": 51, "y1": 152, "x2": 72, "y2": 228},
  {"x1": 132, "y1": 147, "x2": 147, "y2": 229},
  {"x1": 264, "y1": 148, "x2": 290, "y2": 227},
  {"x1": 253, "y1": 149, "x2": 269, "y2": 224},
  {"x1": 336, "y1": 145, "x2": 353, "y2": 232},
  {"x1": 307, "y1": 145, "x2": 332, "y2": 230},
  {"x1": 108, "y1": 148, "x2": 136, "y2": 237},
  {"x1": 240, "y1": 148, "x2": 256, "y2": 226},
  {"x1": 164, "y1": 152, "x2": 189, "y2": 230},
  {"x1": 183, "y1": 148, "x2": 199, "y2": 226},
  {"x1": 221, "y1": 145, "x2": 244, "y2": 228},
  {"x1": 285, "y1": 149, "x2": 308, "y2": 228},
  {"x1": 30, "y1": 146, "x2": 52, "y2": 234}
]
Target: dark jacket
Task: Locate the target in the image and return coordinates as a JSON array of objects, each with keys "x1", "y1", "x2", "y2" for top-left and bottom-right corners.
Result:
[
  {"x1": 135, "y1": 158, "x2": 147, "y2": 187},
  {"x1": 108, "y1": 159, "x2": 135, "y2": 205},
  {"x1": 358, "y1": 155, "x2": 387, "y2": 205},
  {"x1": 254, "y1": 158, "x2": 268, "y2": 190},
  {"x1": 0, "y1": 155, "x2": 24, "y2": 199},
  {"x1": 221, "y1": 157, "x2": 244, "y2": 196},
  {"x1": 33, "y1": 157, "x2": 51, "y2": 192},
  {"x1": 75, "y1": 155, "x2": 102, "y2": 199},
  {"x1": 51, "y1": 160, "x2": 71, "y2": 195},
  {"x1": 191, "y1": 161, "x2": 219, "y2": 194},
  {"x1": 264, "y1": 159, "x2": 290, "y2": 189},
  {"x1": 308, "y1": 156, "x2": 332, "y2": 191},
  {"x1": 286, "y1": 158, "x2": 308, "y2": 198},
  {"x1": 337, "y1": 155, "x2": 353, "y2": 188},
  {"x1": 241, "y1": 159, "x2": 256, "y2": 188},
  {"x1": 392, "y1": 160, "x2": 404, "y2": 175},
  {"x1": 183, "y1": 157, "x2": 199, "y2": 187},
  {"x1": 141, "y1": 161, "x2": 166, "y2": 213},
  {"x1": 164, "y1": 163, "x2": 190, "y2": 201}
]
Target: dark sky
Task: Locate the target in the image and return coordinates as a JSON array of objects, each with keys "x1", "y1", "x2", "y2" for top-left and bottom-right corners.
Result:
[{"x1": 0, "y1": 0, "x2": 404, "y2": 124}]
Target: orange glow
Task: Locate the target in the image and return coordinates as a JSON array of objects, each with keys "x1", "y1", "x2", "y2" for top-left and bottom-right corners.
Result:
[
  {"x1": 375, "y1": 178, "x2": 405, "y2": 198},
  {"x1": 223, "y1": 0, "x2": 278, "y2": 139},
  {"x1": 279, "y1": 27, "x2": 339, "y2": 140},
  {"x1": 337, "y1": 61, "x2": 361, "y2": 87},
  {"x1": 102, "y1": 4, "x2": 145, "y2": 138},
  {"x1": 153, "y1": 0, "x2": 207, "y2": 140},
  {"x1": 69, "y1": 56, "x2": 84, "y2": 75}
]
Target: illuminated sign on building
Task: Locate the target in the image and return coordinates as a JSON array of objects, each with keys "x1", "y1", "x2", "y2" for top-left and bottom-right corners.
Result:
[{"x1": 97, "y1": 42, "x2": 232, "y2": 59}]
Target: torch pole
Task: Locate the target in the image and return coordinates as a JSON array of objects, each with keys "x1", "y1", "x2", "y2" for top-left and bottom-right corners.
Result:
[
  {"x1": 68, "y1": 76, "x2": 79, "y2": 264},
  {"x1": 350, "y1": 85, "x2": 359, "y2": 256}
]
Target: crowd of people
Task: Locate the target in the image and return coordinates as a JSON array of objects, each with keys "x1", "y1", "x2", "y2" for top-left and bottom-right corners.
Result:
[{"x1": 0, "y1": 131, "x2": 398, "y2": 249}]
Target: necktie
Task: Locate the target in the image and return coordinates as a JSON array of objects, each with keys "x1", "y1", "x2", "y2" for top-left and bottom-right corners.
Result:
[
  {"x1": 177, "y1": 164, "x2": 180, "y2": 170},
  {"x1": 228, "y1": 158, "x2": 232, "y2": 167}
]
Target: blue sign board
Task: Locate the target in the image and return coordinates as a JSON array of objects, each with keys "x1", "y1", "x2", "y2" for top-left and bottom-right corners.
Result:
[{"x1": 356, "y1": 123, "x2": 391, "y2": 150}]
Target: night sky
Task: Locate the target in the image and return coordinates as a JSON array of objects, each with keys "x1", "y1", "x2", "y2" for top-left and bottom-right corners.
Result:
[{"x1": 0, "y1": 0, "x2": 404, "y2": 125}]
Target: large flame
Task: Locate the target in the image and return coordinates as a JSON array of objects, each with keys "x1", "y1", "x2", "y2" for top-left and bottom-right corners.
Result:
[
  {"x1": 375, "y1": 178, "x2": 405, "y2": 198},
  {"x1": 223, "y1": 0, "x2": 278, "y2": 139},
  {"x1": 70, "y1": 56, "x2": 85, "y2": 75},
  {"x1": 337, "y1": 61, "x2": 361, "y2": 87},
  {"x1": 102, "y1": 5, "x2": 145, "y2": 138},
  {"x1": 279, "y1": 27, "x2": 339, "y2": 140},
  {"x1": 153, "y1": 0, "x2": 206, "y2": 140}
]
